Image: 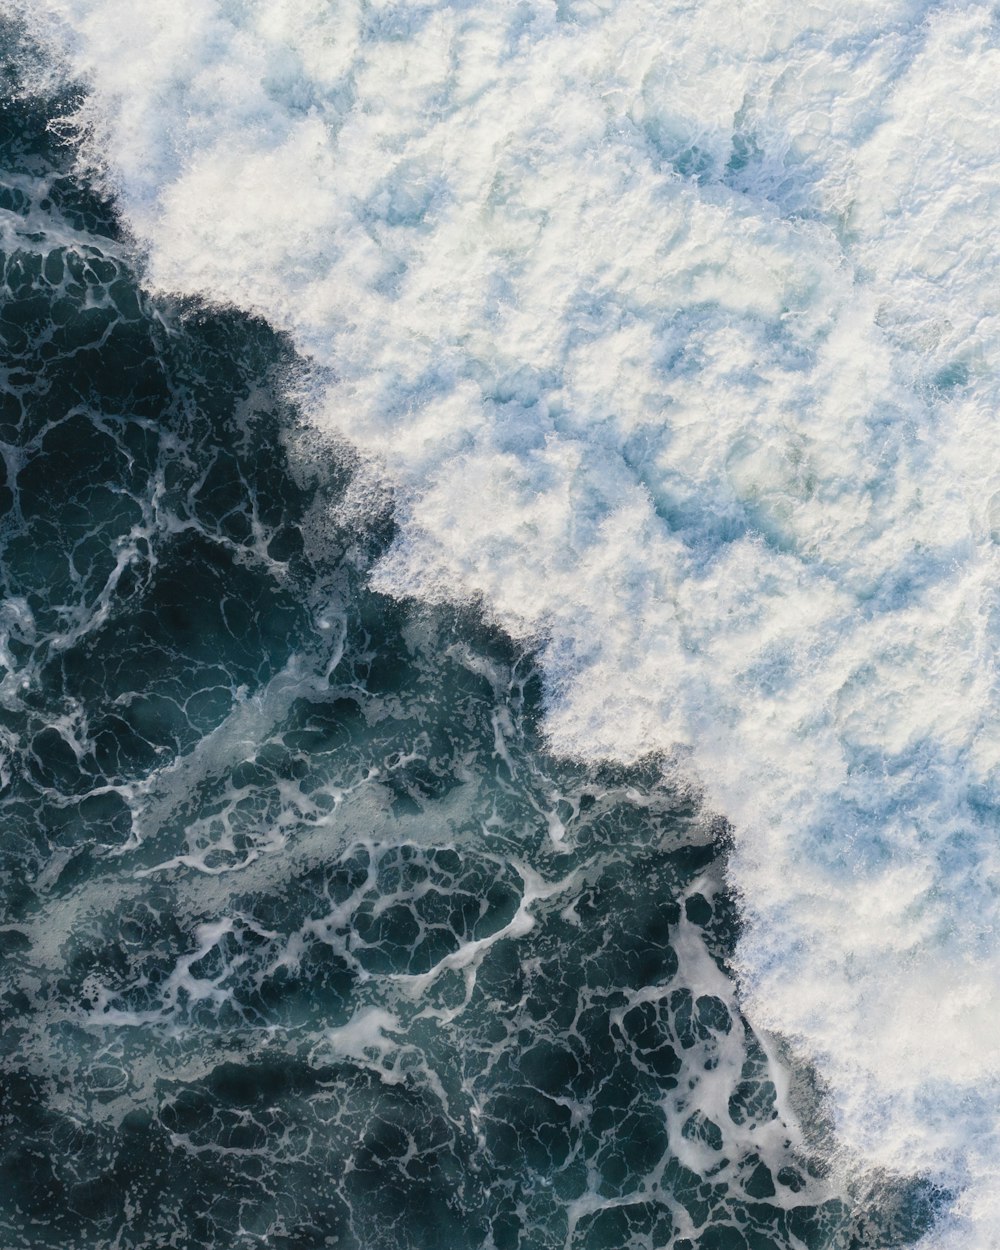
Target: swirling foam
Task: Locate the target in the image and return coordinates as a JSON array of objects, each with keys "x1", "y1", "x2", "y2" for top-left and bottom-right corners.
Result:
[{"x1": 11, "y1": 0, "x2": 1000, "y2": 1241}]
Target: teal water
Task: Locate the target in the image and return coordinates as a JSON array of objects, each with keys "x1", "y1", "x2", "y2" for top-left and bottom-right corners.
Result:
[{"x1": 0, "y1": 34, "x2": 943, "y2": 1250}]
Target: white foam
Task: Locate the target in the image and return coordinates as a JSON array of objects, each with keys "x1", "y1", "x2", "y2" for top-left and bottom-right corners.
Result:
[{"x1": 13, "y1": 0, "x2": 1000, "y2": 1240}]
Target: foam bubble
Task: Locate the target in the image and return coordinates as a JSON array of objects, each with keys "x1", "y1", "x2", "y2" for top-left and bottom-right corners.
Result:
[{"x1": 14, "y1": 0, "x2": 1000, "y2": 1240}]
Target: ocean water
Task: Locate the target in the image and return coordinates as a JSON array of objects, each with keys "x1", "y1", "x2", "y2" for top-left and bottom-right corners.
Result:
[
  {"x1": 1, "y1": 1, "x2": 999, "y2": 1247},
  {"x1": 0, "y1": 46, "x2": 928, "y2": 1250}
]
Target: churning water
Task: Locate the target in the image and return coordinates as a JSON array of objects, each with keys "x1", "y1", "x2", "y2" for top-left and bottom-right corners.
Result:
[{"x1": 1, "y1": 1, "x2": 998, "y2": 1246}]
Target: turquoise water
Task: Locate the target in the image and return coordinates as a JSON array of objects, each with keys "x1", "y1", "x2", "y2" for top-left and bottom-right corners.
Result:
[{"x1": 0, "y1": 29, "x2": 944, "y2": 1250}]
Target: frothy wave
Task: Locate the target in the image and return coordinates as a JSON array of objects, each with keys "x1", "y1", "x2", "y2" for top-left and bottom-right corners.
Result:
[{"x1": 13, "y1": 0, "x2": 1000, "y2": 1241}]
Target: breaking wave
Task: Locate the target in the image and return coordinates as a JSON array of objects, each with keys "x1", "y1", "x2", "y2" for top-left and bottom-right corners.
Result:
[{"x1": 11, "y1": 0, "x2": 1000, "y2": 1242}]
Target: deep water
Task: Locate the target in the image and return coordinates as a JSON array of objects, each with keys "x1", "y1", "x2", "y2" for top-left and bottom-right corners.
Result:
[{"x1": 0, "y1": 39, "x2": 942, "y2": 1250}]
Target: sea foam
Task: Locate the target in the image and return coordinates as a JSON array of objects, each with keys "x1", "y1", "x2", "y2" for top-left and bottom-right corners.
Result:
[{"x1": 11, "y1": 0, "x2": 1000, "y2": 1242}]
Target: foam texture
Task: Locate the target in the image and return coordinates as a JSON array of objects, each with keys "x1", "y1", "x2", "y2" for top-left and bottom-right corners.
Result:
[{"x1": 12, "y1": 0, "x2": 1000, "y2": 1242}]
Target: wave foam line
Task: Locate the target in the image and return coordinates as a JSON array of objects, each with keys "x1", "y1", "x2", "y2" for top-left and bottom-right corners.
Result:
[{"x1": 12, "y1": 0, "x2": 1000, "y2": 1241}]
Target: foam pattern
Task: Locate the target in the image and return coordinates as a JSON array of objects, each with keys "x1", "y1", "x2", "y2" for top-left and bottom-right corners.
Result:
[
  {"x1": 0, "y1": 72, "x2": 937, "y2": 1249},
  {"x1": 9, "y1": 0, "x2": 1000, "y2": 1243}
]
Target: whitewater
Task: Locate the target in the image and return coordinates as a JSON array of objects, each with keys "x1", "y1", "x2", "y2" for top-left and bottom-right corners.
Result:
[{"x1": 9, "y1": 0, "x2": 1000, "y2": 1244}]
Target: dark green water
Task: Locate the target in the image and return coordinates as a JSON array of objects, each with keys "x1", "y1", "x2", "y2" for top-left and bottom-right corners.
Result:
[{"x1": 0, "y1": 36, "x2": 942, "y2": 1250}]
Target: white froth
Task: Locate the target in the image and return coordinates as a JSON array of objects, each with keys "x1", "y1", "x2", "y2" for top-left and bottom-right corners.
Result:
[{"x1": 13, "y1": 0, "x2": 1000, "y2": 1240}]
